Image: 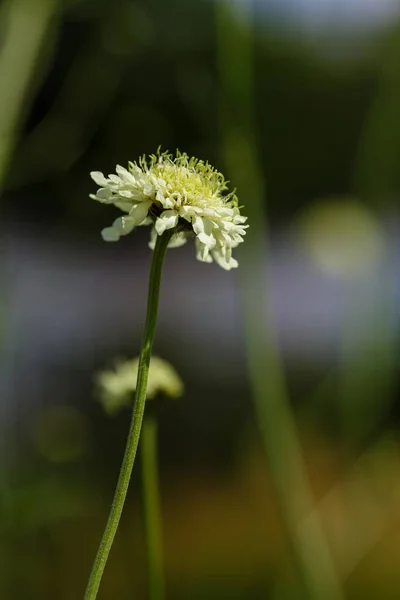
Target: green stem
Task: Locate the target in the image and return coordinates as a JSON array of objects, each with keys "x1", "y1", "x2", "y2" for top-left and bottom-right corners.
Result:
[
  {"x1": 84, "y1": 229, "x2": 173, "y2": 600},
  {"x1": 141, "y1": 415, "x2": 164, "y2": 600}
]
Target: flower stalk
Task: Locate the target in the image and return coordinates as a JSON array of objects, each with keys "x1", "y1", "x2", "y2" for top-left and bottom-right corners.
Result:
[
  {"x1": 84, "y1": 228, "x2": 174, "y2": 600},
  {"x1": 141, "y1": 414, "x2": 164, "y2": 600},
  {"x1": 87, "y1": 148, "x2": 246, "y2": 598}
]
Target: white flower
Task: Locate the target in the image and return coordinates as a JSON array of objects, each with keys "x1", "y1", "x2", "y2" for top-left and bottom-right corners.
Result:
[
  {"x1": 90, "y1": 149, "x2": 248, "y2": 270},
  {"x1": 95, "y1": 356, "x2": 184, "y2": 415}
]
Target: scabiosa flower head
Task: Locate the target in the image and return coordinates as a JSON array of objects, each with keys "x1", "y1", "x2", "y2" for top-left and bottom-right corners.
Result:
[
  {"x1": 96, "y1": 356, "x2": 184, "y2": 415},
  {"x1": 90, "y1": 149, "x2": 248, "y2": 270}
]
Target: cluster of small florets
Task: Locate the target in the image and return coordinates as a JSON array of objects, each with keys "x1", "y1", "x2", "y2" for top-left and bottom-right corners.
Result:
[{"x1": 90, "y1": 150, "x2": 248, "y2": 270}]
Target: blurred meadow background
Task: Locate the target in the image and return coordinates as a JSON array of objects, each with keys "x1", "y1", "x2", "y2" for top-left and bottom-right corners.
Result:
[{"x1": 2, "y1": 0, "x2": 400, "y2": 598}]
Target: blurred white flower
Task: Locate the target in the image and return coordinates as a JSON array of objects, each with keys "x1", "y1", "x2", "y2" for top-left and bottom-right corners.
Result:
[
  {"x1": 90, "y1": 149, "x2": 248, "y2": 270},
  {"x1": 95, "y1": 356, "x2": 184, "y2": 415}
]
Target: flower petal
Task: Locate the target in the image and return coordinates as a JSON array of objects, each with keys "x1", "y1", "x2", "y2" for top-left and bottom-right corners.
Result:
[
  {"x1": 180, "y1": 205, "x2": 202, "y2": 218},
  {"x1": 110, "y1": 217, "x2": 132, "y2": 237},
  {"x1": 155, "y1": 210, "x2": 179, "y2": 235},
  {"x1": 148, "y1": 227, "x2": 157, "y2": 250},
  {"x1": 118, "y1": 190, "x2": 135, "y2": 199},
  {"x1": 115, "y1": 200, "x2": 133, "y2": 213},
  {"x1": 168, "y1": 232, "x2": 187, "y2": 248},
  {"x1": 211, "y1": 249, "x2": 238, "y2": 270},
  {"x1": 129, "y1": 201, "x2": 152, "y2": 226},
  {"x1": 101, "y1": 210, "x2": 146, "y2": 242},
  {"x1": 139, "y1": 217, "x2": 153, "y2": 227},
  {"x1": 192, "y1": 216, "x2": 215, "y2": 248},
  {"x1": 96, "y1": 187, "x2": 113, "y2": 202},
  {"x1": 116, "y1": 165, "x2": 136, "y2": 183},
  {"x1": 117, "y1": 217, "x2": 136, "y2": 236},
  {"x1": 155, "y1": 189, "x2": 175, "y2": 209},
  {"x1": 143, "y1": 182, "x2": 155, "y2": 197},
  {"x1": 101, "y1": 225, "x2": 120, "y2": 242},
  {"x1": 91, "y1": 171, "x2": 108, "y2": 186},
  {"x1": 195, "y1": 238, "x2": 213, "y2": 263}
]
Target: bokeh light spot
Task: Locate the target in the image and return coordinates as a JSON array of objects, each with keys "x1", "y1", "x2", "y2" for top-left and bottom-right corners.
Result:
[{"x1": 297, "y1": 197, "x2": 385, "y2": 278}]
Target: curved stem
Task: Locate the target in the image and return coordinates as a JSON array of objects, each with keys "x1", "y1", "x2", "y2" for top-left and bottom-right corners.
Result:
[
  {"x1": 84, "y1": 229, "x2": 174, "y2": 600},
  {"x1": 141, "y1": 415, "x2": 164, "y2": 600}
]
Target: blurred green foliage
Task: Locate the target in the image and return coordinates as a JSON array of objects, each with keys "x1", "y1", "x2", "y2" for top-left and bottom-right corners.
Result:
[{"x1": 2, "y1": 0, "x2": 397, "y2": 224}]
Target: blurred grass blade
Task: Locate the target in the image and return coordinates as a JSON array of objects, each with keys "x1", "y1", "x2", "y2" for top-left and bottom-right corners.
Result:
[
  {"x1": 338, "y1": 20, "x2": 400, "y2": 450},
  {"x1": 215, "y1": 2, "x2": 344, "y2": 598},
  {"x1": 7, "y1": 0, "x2": 137, "y2": 188},
  {"x1": 355, "y1": 22, "x2": 400, "y2": 204},
  {"x1": 0, "y1": 3, "x2": 58, "y2": 597},
  {"x1": 0, "y1": 0, "x2": 58, "y2": 188}
]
